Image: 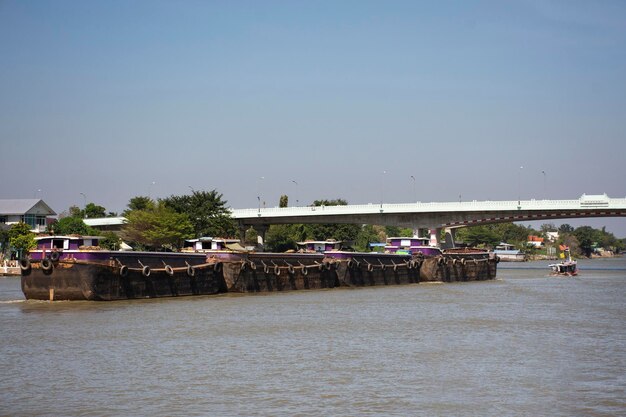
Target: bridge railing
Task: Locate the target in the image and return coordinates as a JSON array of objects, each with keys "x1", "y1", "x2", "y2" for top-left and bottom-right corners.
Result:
[{"x1": 231, "y1": 197, "x2": 626, "y2": 218}]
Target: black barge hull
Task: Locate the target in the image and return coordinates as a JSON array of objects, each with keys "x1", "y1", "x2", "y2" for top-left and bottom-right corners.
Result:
[
  {"x1": 21, "y1": 251, "x2": 498, "y2": 301},
  {"x1": 21, "y1": 252, "x2": 226, "y2": 301}
]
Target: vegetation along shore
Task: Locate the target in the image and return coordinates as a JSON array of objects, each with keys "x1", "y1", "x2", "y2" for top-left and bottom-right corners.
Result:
[{"x1": 2, "y1": 189, "x2": 624, "y2": 264}]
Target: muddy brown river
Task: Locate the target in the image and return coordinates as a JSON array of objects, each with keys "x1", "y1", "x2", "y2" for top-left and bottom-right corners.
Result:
[{"x1": 1, "y1": 257, "x2": 625, "y2": 416}]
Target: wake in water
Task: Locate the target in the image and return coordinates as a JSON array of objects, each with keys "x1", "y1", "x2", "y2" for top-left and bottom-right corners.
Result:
[{"x1": 0, "y1": 299, "x2": 26, "y2": 304}]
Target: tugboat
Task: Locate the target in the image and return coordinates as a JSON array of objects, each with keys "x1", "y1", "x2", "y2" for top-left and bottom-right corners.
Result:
[{"x1": 549, "y1": 247, "x2": 578, "y2": 276}]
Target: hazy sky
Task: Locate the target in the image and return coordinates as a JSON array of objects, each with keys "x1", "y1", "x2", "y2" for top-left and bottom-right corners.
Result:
[{"x1": 1, "y1": 1, "x2": 625, "y2": 235}]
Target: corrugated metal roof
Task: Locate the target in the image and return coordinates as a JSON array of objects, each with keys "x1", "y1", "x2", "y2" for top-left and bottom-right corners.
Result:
[
  {"x1": 83, "y1": 217, "x2": 127, "y2": 227},
  {"x1": 0, "y1": 199, "x2": 56, "y2": 215}
]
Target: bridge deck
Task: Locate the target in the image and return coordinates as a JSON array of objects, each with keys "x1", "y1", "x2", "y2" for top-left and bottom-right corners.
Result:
[{"x1": 230, "y1": 195, "x2": 626, "y2": 229}]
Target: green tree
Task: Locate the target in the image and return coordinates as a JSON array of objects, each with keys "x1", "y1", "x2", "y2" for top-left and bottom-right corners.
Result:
[
  {"x1": 559, "y1": 233, "x2": 580, "y2": 257},
  {"x1": 306, "y1": 223, "x2": 361, "y2": 242},
  {"x1": 456, "y1": 225, "x2": 500, "y2": 248},
  {"x1": 265, "y1": 224, "x2": 298, "y2": 252},
  {"x1": 354, "y1": 225, "x2": 381, "y2": 252},
  {"x1": 313, "y1": 198, "x2": 348, "y2": 206},
  {"x1": 540, "y1": 223, "x2": 557, "y2": 234},
  {"x1": 573, "y1": 226, "x2": 596, "y2": 257},
  {"x1": 0, "y1": 228, "x2": 9, "y2": 258},
  {"x1": 244, "y1": 227, "x2": 258, "y2": 246},
  {"x1": 8, "y1": 222, "x2": 36, "y2": 258},
  {"x1": 594, "y1": 226, "x2": 624, "y2": 252},
  {"x1": 99, "y1": 232, "x2": 122, "y2": 250},
  {"x1": 455, "y1": 223, "x2": 537, "y2": 248},
  {"x1": 53, "y1": 217, "x2": 97, "y2": 236},
  {"x1": 493, "y1": 223, "x2": 535, "y2": 245},
  {"x1": 84, "y1": 202, "x2": 106, "y2": 218},
  {"x1": 304, "y1": 198, "x2": 360, "y2": 244},
  {"x1": 69, "y1": 205, "x2": 83, "y2": 218},
  {"x1": 161, "y1": 189, "x2": 236, "y2": 237},
  {"x1": 122, "y1": 203, "x2": 193, "y2": 251},
  {"x1": 384, "y1": 226, "x2": 413, "y2": 238},
  {"x1": 279, "y1": 195, "x2": 288, "y2": 208},
  {"x1": 125, "y1": 196, "x2": 156, "y2": 214},
  {"x1": 290, "y1": 223, "x2": 309, "y2": 243}
]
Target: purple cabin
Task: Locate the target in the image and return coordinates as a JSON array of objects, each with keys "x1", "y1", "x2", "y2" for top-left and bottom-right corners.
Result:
[
  {"x1": 183, "y1": 237, "x2": 242, "y2": 252},
  {"x1": 297, "y1": 240, "x2": 342, "y2": 253},
  {"x1": 36, "y1": 235, "x2": 102, "y2": 251},
  {"x1": 385, "y1": 237, "x2": 442, "y2": 257},
  {"x1": 28, "y1": 235, "x2": 107, "y2": 261}
]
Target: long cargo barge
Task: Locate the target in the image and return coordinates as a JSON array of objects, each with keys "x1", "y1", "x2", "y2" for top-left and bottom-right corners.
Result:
[{"x1": 20, "y1": 236, "x2": 499, "y2": 301}]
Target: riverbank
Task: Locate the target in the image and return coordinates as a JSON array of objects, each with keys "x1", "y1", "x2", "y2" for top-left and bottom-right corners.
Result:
[{"x1": 526, "y1": 252, "x2": 622, "y2": 261}]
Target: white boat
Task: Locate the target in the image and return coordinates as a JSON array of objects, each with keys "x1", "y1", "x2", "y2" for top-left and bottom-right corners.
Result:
[
  {"x1": 493, "y1": 242, "x2": 526, "y2": 262},
  {"x1": 549, "y1": 248, "x2": 578, "y2": 276}
]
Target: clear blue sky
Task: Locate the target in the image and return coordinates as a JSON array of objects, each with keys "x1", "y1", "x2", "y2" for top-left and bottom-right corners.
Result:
[{"x1": 1, "y1": 1, "x2": 625, "y2": 235}]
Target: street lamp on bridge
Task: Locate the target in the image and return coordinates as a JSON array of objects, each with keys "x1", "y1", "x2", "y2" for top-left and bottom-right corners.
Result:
[
  {"x1": 518, "y1": 166, "x2": 523, "y2": 205},
  {"x1": 80, "y1": 193, "x2": 87, "y2": 218},
  {"x1": 380, "y1": 170, "x2": 387, "y2": 208},
  {"x1": 292, "y1": 180, "x2": 298, "y2": 206}
]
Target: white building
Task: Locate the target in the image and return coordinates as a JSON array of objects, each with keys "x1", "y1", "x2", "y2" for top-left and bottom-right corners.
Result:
[
  {"x1": 0, "y1": 199, "x2": 56, "y2": 233},
  {"x1": 545, "y1": 231, "x2": 559, "y2": 242}
]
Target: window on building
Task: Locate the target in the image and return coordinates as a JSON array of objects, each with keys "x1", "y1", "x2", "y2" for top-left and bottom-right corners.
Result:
[
  {"x1": 0, "y1": 216, "x2": 6, "y2": 224},
  {"x1": 21, "y1": 214, "x2": 36, "y2": 228}
]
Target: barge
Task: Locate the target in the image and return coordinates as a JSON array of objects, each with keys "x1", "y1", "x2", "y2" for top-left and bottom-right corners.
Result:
[
  {"x1": 20, "y1": 236, "x2": 226, "y2": 301},
  {"x1": 20, "y1": 236, "x2": 499, "y2": 301}
]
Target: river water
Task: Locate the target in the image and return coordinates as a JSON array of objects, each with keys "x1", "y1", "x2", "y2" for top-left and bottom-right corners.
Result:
[{"x1": 1, "y1": 258, "x2": 625, "y2": 417}]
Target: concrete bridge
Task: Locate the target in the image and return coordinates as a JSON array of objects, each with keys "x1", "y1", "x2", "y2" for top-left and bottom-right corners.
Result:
[{"x1": 230, "y1": 194, "x2": 626, "y2": 245}]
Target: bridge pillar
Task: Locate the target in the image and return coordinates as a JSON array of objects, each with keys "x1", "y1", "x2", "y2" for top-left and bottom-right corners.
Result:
[
  {"x1": 429, "y1": 228, "x2": 441, "y2": 247},
  {"x1": 255, "y1": 225, "x2": 269, "y2": 250},
  {"x1": 443, "y1": 227, "x2": 456, "y2": 249},
  {"x1": 412, "y1": 227, "x2": 429, "y2": 238},
  {"x1": 238, "y1": 224, "x2": 248, "y2": 243}
]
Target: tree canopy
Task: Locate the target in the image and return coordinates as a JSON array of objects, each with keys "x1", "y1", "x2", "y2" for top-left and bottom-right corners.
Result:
[
  {"x1": 53, "y1": 217, "x2": 97, "y2": 236},
  {"x1": 121, "y1": 189, "x2": 234, "y2": 251},
  {"x1": 124, "y1": 196, "x2": 155, "y2": 214},
  {"x1": 8, "y1": 222, "x2": 36, "y2": 256},
  {"x1": 122, "y1": 202, "x2": 193, "y2": 251},
  {"x1": 161, "y1": 190, "x2": 236, "y2": 238},
  {"x1": 84, "y1": 203, "x2": 107, "y2": 218},
  {"x1": 0, "y1": 228, "x2": 9, "y2": 257},
  {"x1": 454, "y1": 222, "x2": 623, "y2": 256}
]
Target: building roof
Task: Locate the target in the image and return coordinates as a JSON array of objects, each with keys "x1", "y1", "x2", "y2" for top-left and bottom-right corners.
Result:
[
  {"x1": 185, "y1": 237, "x2": 240, "y2": 243},
  {"x1": 35, "y1": 235, "x2": 104, "y2": 241},
  {"x1": 83, "y1": 217, "x2": 127, "y2": 227},
  {"x1": 296, "y1": 240, "x2": 342, "y2": 244},
  {"x1": 368, "y1": 243, "x2": 387, "y2": 247},
  {"x1": 0, "y1": 199, "x2": 56, "y2": 216}
]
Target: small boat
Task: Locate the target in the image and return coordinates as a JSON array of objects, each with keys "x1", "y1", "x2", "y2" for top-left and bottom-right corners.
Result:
[
  {"x1": 549, "y1": 248, "x2": 578, "y2": 276},
  {"x1": 493, "y1": 242, "x2": 526, "y2": 262}
]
